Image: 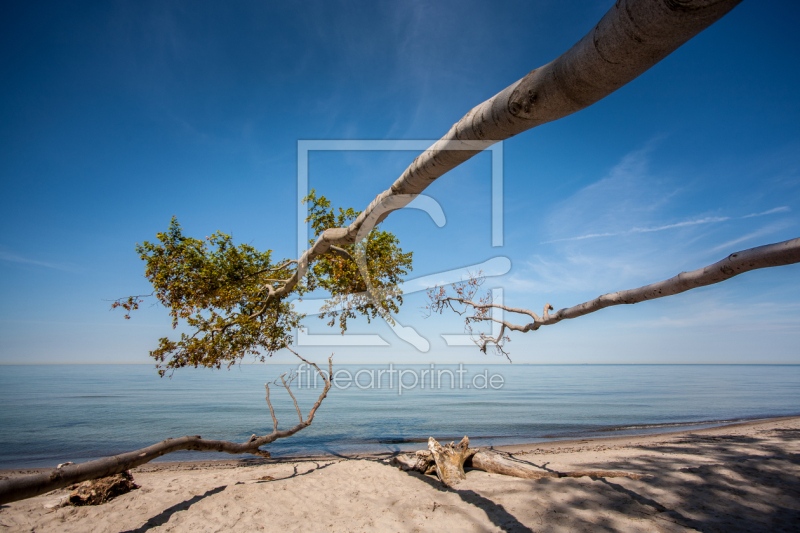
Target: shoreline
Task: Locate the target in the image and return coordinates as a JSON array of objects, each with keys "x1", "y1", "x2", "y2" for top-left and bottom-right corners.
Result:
[
  {"x1": 3, "y1": 414, "x2": 798, "y2": 477},
  {"x1": 3, "y1": 414, "x2": 798, "y2": 531}
]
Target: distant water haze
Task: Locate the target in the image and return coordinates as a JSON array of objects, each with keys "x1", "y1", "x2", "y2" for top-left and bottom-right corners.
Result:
[{"x1": 1, "y1": 364, "x2": 799, "y2": 469}]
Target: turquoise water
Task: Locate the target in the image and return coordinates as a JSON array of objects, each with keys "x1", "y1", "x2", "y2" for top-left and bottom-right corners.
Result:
[{"x1": 1, "y1": 364, "x2": 799, "y2": 469}]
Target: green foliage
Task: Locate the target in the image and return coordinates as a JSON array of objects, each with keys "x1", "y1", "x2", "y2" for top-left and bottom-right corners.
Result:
[
  {"x1": 303, "y1": 190, "x2": 413, "y2": 331},
  {"x1": 121, "y1": 192, "x2": 412, "y2": 376}
]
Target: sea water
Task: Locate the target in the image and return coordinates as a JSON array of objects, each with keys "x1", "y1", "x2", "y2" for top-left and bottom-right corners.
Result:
[{"x1": 1, "y1": 364, "x2": 799, "y2": 469}]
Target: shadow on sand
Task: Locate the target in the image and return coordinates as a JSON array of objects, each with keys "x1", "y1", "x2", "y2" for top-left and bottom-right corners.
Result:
[
  {"x1": 521, "y1": 427, "x2": 800, "y2": 532},
  {"x1": 120, "y1": 485, "x2": 226, "y2": 533}
]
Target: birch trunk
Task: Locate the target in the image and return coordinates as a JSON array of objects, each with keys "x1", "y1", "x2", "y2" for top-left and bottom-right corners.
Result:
[{"x1": 283, "y1": 0, "x2": 744, "y2": 293}]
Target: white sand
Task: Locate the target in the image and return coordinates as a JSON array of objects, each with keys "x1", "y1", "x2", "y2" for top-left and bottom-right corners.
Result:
[{"x1": 1, "y1": 416, "x2": 799, "y2": 532}]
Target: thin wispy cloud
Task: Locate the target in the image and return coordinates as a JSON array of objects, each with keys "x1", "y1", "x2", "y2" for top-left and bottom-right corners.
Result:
[
  {"x1": 541, "y1": 207, "x2": 790, "y2": 245},
  {"x1": 708, "y1": 221, "x2": 794, "y2": 253},
  {"x1": 742, "y1": 206, "x2": 790, "y2": 218},
  {"x1": 538, "y1": 143, "x2": 794, "y2": 247},
  {"x1": 0, "y1": 249, "x2": 77, "y2": 272},
  {"x1": 541, "y1": 216, "x2": 730, "y2": 244},
  {"x1": 621, "y1": 298, "x2": 800, "y2": 331},
  {"x1": 513, "y1": 143, "x2": 798, "y2": 305}
]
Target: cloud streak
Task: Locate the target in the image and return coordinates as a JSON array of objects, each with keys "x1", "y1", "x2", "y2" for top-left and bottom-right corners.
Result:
[
  {"x1": 708, "y1": 221, "x2": 794, "y2": 253},
  {"x1": 541, "y1": 207, "x2": 790, "y2": 245},
  {"x1": 742, "y1": 206, "x2": 790, "y2": 218},
  {"x1": 541, "y1": 216, "x2": 730, "y2": 244},
  {"x1": 0, "y1": 249, "x2": 78, "y2": 272}
]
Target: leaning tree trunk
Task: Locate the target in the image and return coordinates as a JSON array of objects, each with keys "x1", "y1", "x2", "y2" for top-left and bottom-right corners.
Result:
[{"x1": 271, "y1": 0, "x2": 744, "y2": 296}]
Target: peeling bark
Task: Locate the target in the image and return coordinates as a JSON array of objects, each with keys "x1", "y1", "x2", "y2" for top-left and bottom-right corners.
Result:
[
  {"x1": 68, "y1": 472, "x2": 139, "y2": 506},
  {"x1": 392, "y1": 450, "x2": 437, "y2": 475}
]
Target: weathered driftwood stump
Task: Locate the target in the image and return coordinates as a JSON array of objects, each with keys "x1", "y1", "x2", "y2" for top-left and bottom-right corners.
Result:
[
  {"x1": 68, "y1": 471, "x2": 139, "y2": 506},
  {"x1": 390, "y1": 435, "x2": 646, "y2": 488},
  {"x1": 428, "y1": 436, "x2": 473, "y2": 487},
  {"x1": 391, "y1": 436, "x2": 474, "y2": 487}
]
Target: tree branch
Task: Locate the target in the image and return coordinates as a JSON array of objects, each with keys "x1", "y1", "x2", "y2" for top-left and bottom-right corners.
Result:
[
  {"x1": 433, "y1": 238, "x2": 800, "y2": 354},
  {"x1": 265, "y1": 383, "x2": 278, "y2": 433},
  {"x1": 281, "y1": 374, "x2": 304, "y2": 424},
  {"x1": 0, "y1": 352, "x2": 332, "y2": 505}
]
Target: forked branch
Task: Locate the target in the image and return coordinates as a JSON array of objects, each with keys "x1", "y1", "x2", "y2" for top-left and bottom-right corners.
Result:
[{"x1": 0, "y1": 353, "x2": 333, "y2": 506}]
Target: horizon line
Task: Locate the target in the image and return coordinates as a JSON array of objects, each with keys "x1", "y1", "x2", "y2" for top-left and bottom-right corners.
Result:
[{"x1": 1, "y1": 362, "x2": 799, "y2": 366}]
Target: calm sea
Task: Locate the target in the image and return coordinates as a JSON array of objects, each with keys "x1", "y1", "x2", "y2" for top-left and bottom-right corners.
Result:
[{"x1": 1, "y1": 364, "x2": 799, "y2": 469}]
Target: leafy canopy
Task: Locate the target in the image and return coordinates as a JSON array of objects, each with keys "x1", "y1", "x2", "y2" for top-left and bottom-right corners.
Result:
[
  {"x1": 115, "y1": 191, "x2": 412, "y2": 376},
  {"x1": 304, "y1": 190, "x2": 413, "y2": 332}
]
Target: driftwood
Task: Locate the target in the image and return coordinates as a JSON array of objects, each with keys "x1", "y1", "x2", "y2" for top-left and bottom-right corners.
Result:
[
  {"x1": 67, "y1": 472, "x2": 139, "y2": 506},
  {"x1": 392, "y1": 437, "x2": 644, "y2": 488},
  {"x1": 428, "y1": 436, "x2": 473, "y2": 487},
  {"x1": 0, "y1": 354, "x2": 331, "y2": 506}
]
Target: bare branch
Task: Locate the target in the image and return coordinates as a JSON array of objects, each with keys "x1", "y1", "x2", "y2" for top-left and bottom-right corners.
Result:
[
  {"x1": 281, "y1": 374, "x2": 304, "y2": 424},
  {"x1": 329, "y1": 245, "x2": 354, "y2": 261},
  {"x1": 438, "y1": 296, "x2": 541, "y2": 322},
  {"x1": 0, "y1": 351, "x2": 333, "y2": 505},
  {"x1": 433, "y1": 238, "x2": 800, "y2": 354},
  {"x1": 264, "y1": 383, "x2": 278, "y2": 432},
  {"x1": 246, "y1": 260, "x2": 298, "y2": 280}
]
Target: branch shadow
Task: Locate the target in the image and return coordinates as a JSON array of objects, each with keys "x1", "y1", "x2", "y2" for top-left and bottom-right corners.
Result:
[
  {"x1": 119, "y1": 485, "x2": 226, "y2": 533},
  {"x1": 523, "y1": 428, "x2": 800, "y2": 533},
  {"x1": 252, "y1": 459, "x2": 339, "y2": 483},
  {"x1": 406, "y1": 470, "x2": 534, "y2": 533}
]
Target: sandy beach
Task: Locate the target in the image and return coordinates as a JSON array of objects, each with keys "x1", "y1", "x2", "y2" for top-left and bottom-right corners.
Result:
[{"x1": 1, "y1": 416, "x2": 798, "y2": 532}]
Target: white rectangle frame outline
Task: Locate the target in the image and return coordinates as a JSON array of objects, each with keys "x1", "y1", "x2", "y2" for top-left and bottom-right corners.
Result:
[
  {"x1": 296, "y1": 139, "x2": 504, "y2": 347},
  {"x1": 297, "y1": 139, "x2": 503, "y2": 259}
]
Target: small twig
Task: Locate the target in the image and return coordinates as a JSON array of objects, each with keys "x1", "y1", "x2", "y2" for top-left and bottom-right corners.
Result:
[
  {"x1": 281, "y1": 374, "x2": 304, "y2": 424},
  {"x1": 265, "y1": 383, "x2": 278, "y2": 432}
]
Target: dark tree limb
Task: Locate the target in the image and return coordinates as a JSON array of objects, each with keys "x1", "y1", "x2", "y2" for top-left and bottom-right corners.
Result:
[{"x1": 0, "y1": 354, "x2": 332, "y2": 506}]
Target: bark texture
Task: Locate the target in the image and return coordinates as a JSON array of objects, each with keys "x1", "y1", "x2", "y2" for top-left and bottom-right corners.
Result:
[
  {"x1": 428, "y1": 437, "x2": 474, "y2": 487},
  {"x1": 469, "y1": 452, "x2": 644, "y2": 480}
]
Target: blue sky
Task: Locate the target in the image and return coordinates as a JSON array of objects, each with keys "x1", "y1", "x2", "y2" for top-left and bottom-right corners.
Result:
[{"x1": 1, "y1": 0, "x2": 798, "y2": 365}]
